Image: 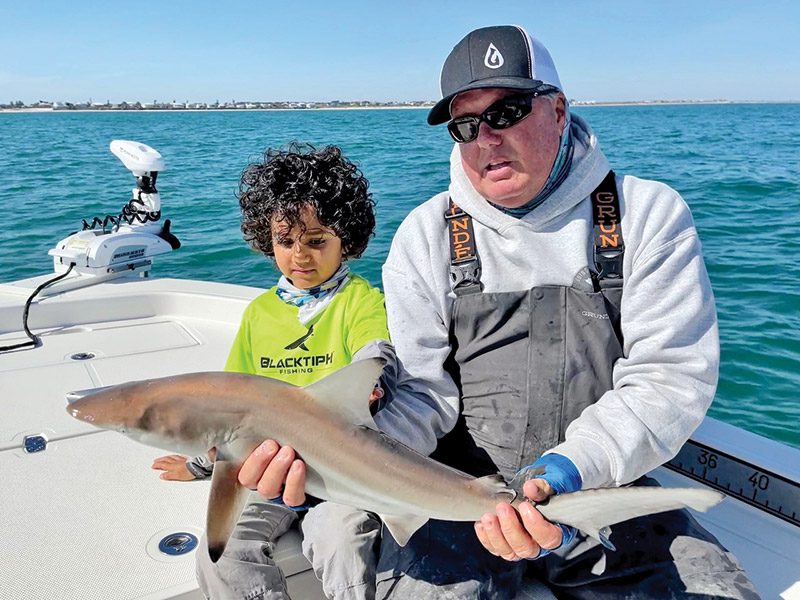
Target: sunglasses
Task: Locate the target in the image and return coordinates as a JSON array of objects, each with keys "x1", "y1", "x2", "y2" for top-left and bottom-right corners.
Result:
[{"x1": 446, "y1": 89, "x2": 556, "y2": 144}]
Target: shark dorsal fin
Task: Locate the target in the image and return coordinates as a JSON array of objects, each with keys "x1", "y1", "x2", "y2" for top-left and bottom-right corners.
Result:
[{"x1": 303, "y1": 357, "x2": 384, "y2": 430}]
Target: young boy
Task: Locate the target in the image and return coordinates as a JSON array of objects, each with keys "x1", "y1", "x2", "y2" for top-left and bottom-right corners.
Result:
[{"x1": 153, "y1": 143, "x2": 394, "y2": 600}]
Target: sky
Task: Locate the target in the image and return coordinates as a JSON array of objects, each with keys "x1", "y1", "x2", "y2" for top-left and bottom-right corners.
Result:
[{"x1": 1, "y1": 0, "x2": 799, "y2": 104}]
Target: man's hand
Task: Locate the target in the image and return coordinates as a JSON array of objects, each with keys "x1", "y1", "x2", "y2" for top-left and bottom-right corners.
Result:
[
  {"x1": 238, "y1": 440, "x2": 307, "y2": 507},
  {"x1": 474, "y1": 478, "x2": 563, "y2": 561},
  {"x1": 152, "y1": 454, "x2": 195, "y2": 481}
]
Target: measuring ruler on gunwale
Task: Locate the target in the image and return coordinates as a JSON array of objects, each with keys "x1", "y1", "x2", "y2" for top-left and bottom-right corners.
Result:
[{"x1": 665, "y1": 439, "x2": 800, "y2": 528}]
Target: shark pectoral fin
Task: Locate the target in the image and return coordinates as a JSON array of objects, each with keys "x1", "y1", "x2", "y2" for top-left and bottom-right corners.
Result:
[
  {"x1": 379, "y1": 513, "x2": 428, "y2": 547},
  {"x1": 206, "y1": 459, "x2": 250, "y2": 563},
  {"x1": 303, "y1": 357, "x2": 385, "y2": 430}
]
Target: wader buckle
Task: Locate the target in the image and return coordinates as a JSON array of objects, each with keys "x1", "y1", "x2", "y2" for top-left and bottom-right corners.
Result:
[
  {"x1": 594, "y1": 247, "x2": 624, "y2": 280},
  {"x1": 450, "y1": 260, "x2": 482, "y2": 289}
]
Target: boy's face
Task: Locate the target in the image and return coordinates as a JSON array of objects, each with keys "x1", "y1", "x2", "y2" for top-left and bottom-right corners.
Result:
[{"x1": 271, "y1": 205, "x2": 343, "y2": 289}]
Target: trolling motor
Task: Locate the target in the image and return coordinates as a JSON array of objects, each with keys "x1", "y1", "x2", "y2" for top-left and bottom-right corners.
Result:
[
  {"x1": 1, "y1": 141, "x2": 181, "y2": 352},
  {"x1": 49, "y1": 140, "x2": 180, "y2": 281}
]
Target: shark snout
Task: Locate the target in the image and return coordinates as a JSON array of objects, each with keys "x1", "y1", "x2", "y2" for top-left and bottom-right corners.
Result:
[
  {"x1": 65, "y1": 385, "x2": 120, "y2": 426},
  {"x1": 66, "y1": 401, "x2": 96, "y2": 423},
  {"x1": 66, "y1": 385, "x2": 114, "y2": 404}
]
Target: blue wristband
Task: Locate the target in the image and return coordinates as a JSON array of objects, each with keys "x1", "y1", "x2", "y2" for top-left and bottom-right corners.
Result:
[
  {"x1": 267, "y1": 496, "x2": 310, "y2": 513},
  {"x1": 530, "y1": 522, "x2": 578, "y2": 560},
  {"x1": 525, "y1": 453, "x2": 582, "y2": 495},
  {"x1": 517, "y1": 453, "x2": 581, "y2": 559}
]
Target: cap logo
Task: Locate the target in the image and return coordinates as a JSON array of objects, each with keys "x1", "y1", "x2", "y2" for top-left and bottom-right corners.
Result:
[{"x1": 483, "y1": 43, "x2": 504, "y2": 69}]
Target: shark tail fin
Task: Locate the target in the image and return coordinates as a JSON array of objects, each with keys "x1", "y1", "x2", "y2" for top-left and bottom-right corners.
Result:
[
  {"x1": 680, "y1": 487, "x2": 726, "y2": 512},
  {"x1": 539, "y1": 486, "x2": 724, "y2": 553}
]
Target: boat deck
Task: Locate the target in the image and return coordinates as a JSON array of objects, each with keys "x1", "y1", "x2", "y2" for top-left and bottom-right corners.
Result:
[{"x1": 1, "y1": 274, "x2": 798, "y2": 599}]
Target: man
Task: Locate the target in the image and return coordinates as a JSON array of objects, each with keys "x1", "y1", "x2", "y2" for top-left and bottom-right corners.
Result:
[
  {"x1": 372, "y1": 24, "x2": 759, "y2": 599},
  {"x1": 239, "y1": 24, "x2": 759, "y2": 599}
]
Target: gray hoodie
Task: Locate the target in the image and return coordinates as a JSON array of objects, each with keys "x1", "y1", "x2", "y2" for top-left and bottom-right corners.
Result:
[{"x1": 376, "y1": 114, "x2": 719, "y2": 489}]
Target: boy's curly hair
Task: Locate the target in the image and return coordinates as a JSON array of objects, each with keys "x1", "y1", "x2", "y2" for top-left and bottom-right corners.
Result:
[{"x1": 238, "y1": 143, "x2": 375, "y2": 259}]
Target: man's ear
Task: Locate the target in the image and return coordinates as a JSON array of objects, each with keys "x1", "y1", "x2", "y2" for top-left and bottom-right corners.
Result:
[{"x1": 554, "y1": 93, "x2": 567, "y2": 128}]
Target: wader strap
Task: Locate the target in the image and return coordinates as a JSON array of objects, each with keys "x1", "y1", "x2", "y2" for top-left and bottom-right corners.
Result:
[
  {"x1": 445, "y1": 198, "x2": 482, "y2": 294},
  {"x1": 446, "y1": 172, "x2": 624, "y2": 292},
  {"x1": 591, "y1": 170, "x2": 625, "y2": 289}
]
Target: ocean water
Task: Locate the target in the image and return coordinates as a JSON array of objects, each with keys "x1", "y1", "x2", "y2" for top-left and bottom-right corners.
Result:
[{"x1": 1, "y1": 104, "x2": 798, "y2": 448}]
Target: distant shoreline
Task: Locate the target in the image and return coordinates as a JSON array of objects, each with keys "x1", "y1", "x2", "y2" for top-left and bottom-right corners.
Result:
[
  {"x1": 2, "y1": 99, "x2": 798, "y2": 114},
  {"x1": 0, "y1": 105, "x2": 429, "y2": 114},
  {"x1": 573, "y1": 99, "x2": 735, "y2": 107}
]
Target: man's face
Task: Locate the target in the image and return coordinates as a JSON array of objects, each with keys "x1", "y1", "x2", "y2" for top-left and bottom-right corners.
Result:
[{"x1": 450, "y1": 88, "x2": 565, "y2": 209}]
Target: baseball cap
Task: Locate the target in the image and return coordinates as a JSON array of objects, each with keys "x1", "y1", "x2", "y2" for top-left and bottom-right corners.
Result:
[{"x1": 427, "y1": 25, "x2": 563, "y2": 126}]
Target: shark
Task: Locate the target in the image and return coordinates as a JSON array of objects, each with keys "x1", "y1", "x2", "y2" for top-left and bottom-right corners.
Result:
[{"x1": 66, "y1": 358, "x2": 724, "y2": 563}]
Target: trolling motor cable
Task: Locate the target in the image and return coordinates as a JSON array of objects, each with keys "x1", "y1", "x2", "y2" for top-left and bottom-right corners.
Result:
[
  {"x1": 0, "y1": 263, "x2": 76, "y2": 353},
  {"x1": 81, "y1": 194, "x2": 161, "y2": 233}
]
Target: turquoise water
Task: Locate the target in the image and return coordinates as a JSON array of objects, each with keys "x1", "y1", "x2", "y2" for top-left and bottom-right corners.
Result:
[{"x1": 1, "y1": 105, "x2": 798, "y2": 448}]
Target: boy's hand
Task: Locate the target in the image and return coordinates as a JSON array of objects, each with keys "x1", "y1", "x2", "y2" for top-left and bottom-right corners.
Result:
[
  {"x1": 368, "y1": 385, "x2": 384, "y2": 405},
  {"x1": 152, "y1": 454, "x2": 196, "y2": 481}
]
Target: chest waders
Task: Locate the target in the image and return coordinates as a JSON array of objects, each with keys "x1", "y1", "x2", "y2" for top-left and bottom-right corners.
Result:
[
  {"x1": 376, "y1": 172, "x2": 626, "y2": 594},
  {"x1": 432, "y1": 170, "x2": 625, "y2": 481},
  {"x1": 376, "y1": 173, "x2": 756, "y2": 599}
]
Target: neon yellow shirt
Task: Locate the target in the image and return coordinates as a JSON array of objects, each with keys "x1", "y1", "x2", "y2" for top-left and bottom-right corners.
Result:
[{"x1": 225, "y1": 274, "x2": 390, "y2": 386}]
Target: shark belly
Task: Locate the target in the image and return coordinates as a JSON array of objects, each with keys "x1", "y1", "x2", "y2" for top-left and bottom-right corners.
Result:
[{"x1": 286, "y1": 420, "x2": 503, "y2": 521}]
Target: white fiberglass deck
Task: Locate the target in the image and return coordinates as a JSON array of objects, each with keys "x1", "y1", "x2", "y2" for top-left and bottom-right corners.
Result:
[
  {"x1": 0, "y1": 275, "x2": 325, "y2": 600},
  {"x1": 1, "y1": 274, "x2": 798, "y2": 599}
]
